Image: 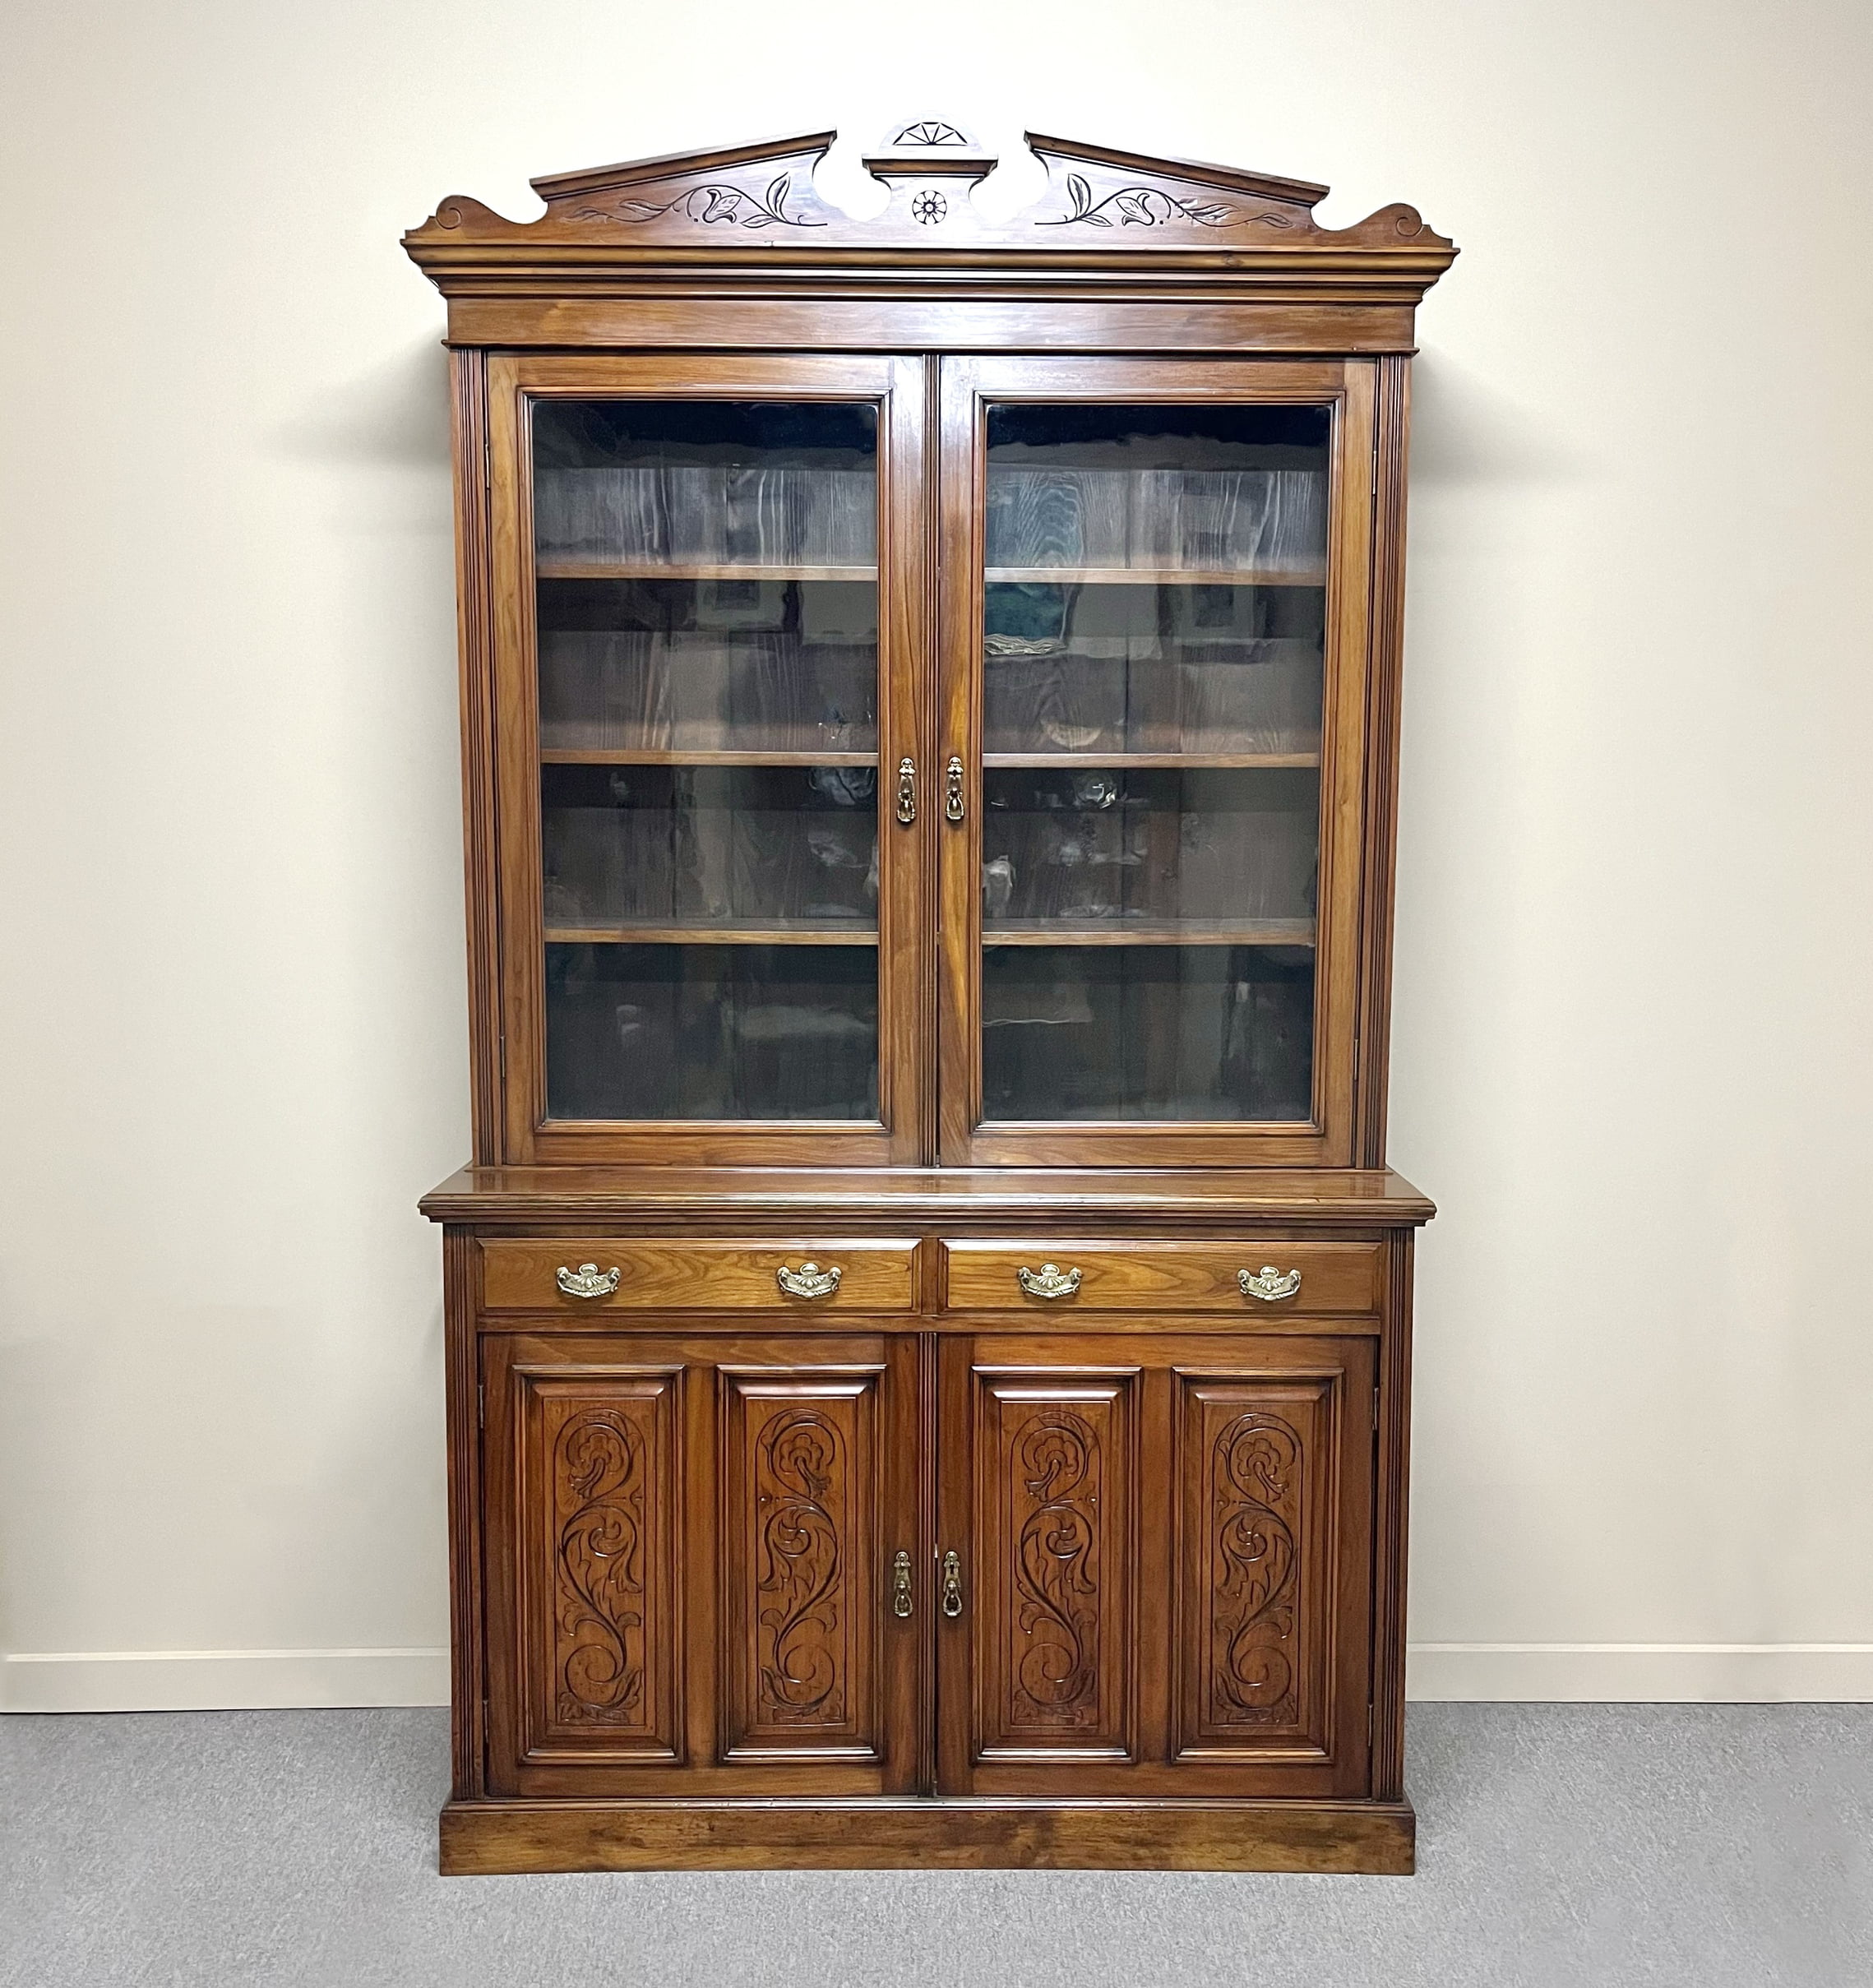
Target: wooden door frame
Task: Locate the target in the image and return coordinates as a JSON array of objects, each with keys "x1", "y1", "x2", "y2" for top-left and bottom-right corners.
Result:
[
  {"x1": 935, "y1": 355, "x2": 1377, "y2": 1168},
  {"x1": 933, "y1": 1329, "x2": 1376, "y2": 1801},
  {"x1": 483, "y1": 351, "x2": 935, "y2": 1167},
  {"x1": 482, "y1": 1328, "x2": 925, "y2": 1799}
]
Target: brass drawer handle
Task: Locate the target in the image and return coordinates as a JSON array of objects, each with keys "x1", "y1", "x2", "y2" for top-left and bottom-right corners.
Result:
[
  {"x1": 945, "y1": 755, "x2": 966, "y2": 823},
  {"x1": 891, "y1": 1548, "x2": 913, "y2": 1619},
  {"x1": 556, "y1": 1262, "x2": 621, "y2": 1300},
  {"x1": 896, "y1": 756, "x2": 917, "y2": 825},
  {"x1": 777, "y1": 1260, "x2": 842, "y2": 1300},
  {"x1": 941, "y1": 1548, "x2": 964, "y2": 1618},
  {"x1": 1016, "y1": 1262, "x2": 1081, "y2": 1300},
  {"x1": 1239, "y1": 1264, "x2": 1303, "y2": 1302}
]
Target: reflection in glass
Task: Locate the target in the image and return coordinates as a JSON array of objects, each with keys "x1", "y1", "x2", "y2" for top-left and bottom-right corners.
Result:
[
  {"x1": 534, "y1": 400, "x2": 881, "y2": 1124},
  {"x1": 547, "y1": 944, "x2": 879, "y2": 1121},
  {"x1": 542, "y1": 765, "x2": 879, "y2": 930},
  {"x1": 983, "y1": 583, "x2": 1325, "y2": 758},
  {"x1": 980, "y1": 767, "x2": 1317, "y2": 931},
  {"x1": 982, "y1": 945, "x2": 1313, "y2": 1121},
  {"x1": 534, "y1": 401, "x2": 877, "y2": 570},
  {"x1": 538, "y1": 580, "x2": 877, "y2": 755},
  {"x1": 980, "y1": 401, "x2": 1330, "y2": 1124}
]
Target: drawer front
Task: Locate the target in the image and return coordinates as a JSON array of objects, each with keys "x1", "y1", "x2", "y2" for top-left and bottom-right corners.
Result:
[
  {"x1": 940, "y1": 1239, "x2": 1381, "y2": 1315},
  {"x1": 480, "y1": 1239, "x2": 918, "y2": 1315}
]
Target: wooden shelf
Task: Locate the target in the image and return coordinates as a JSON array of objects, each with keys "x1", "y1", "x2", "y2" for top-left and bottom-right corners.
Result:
[
  {"x1": 983, "y1": 918, "x2": 1316, "y2": 948},
  {"x1": 538, "y1": 561, "x2": 877, "y2": 584},
  {"x1": 983, "y1": 751, "x2": 1320, "y2": 770},
  {"x1": 541, "y1": 748, "x2": 878, "y2": 768},
  {"x1": 985, "y1": 566, "x2": 1326, "y2": 589},
  {"x1": 546, "y1": 923, "x2": 879, "y2": 948}
]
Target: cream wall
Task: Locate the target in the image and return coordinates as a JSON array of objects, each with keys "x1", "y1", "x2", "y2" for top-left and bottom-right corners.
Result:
[{"x1": 2, "y1": 0, "x2": 1871, "y2": 1711}]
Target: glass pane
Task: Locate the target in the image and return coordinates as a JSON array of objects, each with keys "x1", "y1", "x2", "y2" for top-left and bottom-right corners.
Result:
[
  {"x1": 547, "y1": 944, "x2": 877, "y2": 1121},
  {"x1": 979, "y1": 403, "x2": 1329, "y2": 1123},
  {"x1": 534, "y1": 400, "x2": 880, "y2": 1122}
]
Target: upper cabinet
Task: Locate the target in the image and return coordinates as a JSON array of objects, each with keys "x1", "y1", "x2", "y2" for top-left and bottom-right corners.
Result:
[{"x1": 405, "y1": 123, "x2": 1454, "y2": 1171}]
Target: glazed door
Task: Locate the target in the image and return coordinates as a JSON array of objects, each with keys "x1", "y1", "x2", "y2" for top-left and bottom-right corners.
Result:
[
  {"x1": 936, "y1": 358, "x2": 1376, "y2": 1167},
  {"x1": 488, "y1": 354, "x2": 932, "y2": 1167},
  {"x1": 934, "y1": 1333, "x2": 1376, "y2": 1799},
  {"x1": 483, "y1": 1332, "x2": 924, "y2": 1797}
]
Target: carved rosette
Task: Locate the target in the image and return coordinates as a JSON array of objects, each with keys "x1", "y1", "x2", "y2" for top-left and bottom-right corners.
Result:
[
  {"x1": 1010, "y1": 1413, "x2": 1101, "y2": 1724},
  {"x1": 553, "y1": 1412, "x2": 646, "y2": 1723},
  {"x1": 755, "y1": 1411, "x2": 846, "y2": 1722},
  {"x1": 1209, "y1": 1412, "x2": 1302, "y2": 1725}
]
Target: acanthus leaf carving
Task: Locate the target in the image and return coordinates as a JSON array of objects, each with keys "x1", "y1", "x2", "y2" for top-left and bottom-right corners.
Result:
[
  {"x1": 1010, "y1": 1413, "x2": 1100, "y2": 1722},
  {"x1": 580, "y1": 171, "x2": 826, "y2": 231},
  {"x1": 1209, "y1": 1411, "x2": 1302, "y2": 1725},
  {"x1": 1038, "y1": 171, "x2": 1298, "y2": 232},
  {"x1": 553, "y1": 1411, "x2": 646, "y2": 1723},
  {"x1": 755, "y1": 1410, "x2": 845, "y2": 1721}
]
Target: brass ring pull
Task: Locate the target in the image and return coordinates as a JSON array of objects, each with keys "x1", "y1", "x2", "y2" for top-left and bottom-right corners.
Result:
[
  {"x1": 555, "y1": 1262, "x2": 620, "y2": 1299},
  {"x1": 945, "y1": 755, "x2": 965, "y2": 823},
  {"x1": 776, "y1": 1260, "x2": 842, "y2": 1300},
  {"x1": 1016, "y1": 1262, "x2": 1081, "y2": 1300},
  {"x1": 891, "y1": 1549, "x2": 913, "y2": 1620},
  {"x1": 896, "y1": 756, "x2": 917, "y2": 825},
  {"x1": 941, "y1": 1549, "x2": 964, "y2": 1618},
  {"x1": 1239, "y1": 1264, "x2": 1302, "y2": 1302}
]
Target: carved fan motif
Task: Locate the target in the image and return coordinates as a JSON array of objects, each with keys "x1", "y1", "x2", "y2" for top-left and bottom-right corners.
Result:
[{"x1": 892, "y1": 120, "x2": 969, "y2": 146}]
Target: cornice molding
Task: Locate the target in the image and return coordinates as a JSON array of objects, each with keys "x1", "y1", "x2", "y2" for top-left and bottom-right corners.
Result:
[{"x1": 403, "y1": 122, "x2": 1457, "y2": 307}]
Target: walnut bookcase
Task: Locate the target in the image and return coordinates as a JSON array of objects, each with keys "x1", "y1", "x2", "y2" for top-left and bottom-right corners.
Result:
[{"x1": 409, "y1": 118, "x2": 1454, "y2": 1875}]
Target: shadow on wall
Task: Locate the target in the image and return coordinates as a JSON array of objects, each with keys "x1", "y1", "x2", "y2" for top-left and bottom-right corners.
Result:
[
  {"x1": 265, "y1": 338, "x2": 453, "y2": 474},
  {"x1": 1409, "y1": 349, "x2": 1594, "y2": 492}
]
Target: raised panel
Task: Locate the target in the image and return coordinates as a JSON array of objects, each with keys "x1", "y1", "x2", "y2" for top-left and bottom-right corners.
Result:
[
  {"x1": 721, "y1": 1370, "x2": 882, "y2": 1758},
  {"x1": 1174, "y1": 1365, "x2": 1346, "y2": 1763},
  {"x1": 516, "y1": 1366, "x2": 682, "y2": 1760},
  {"x1": 973, "y1": 1369, "x2": 1135, "y2": 1759}
]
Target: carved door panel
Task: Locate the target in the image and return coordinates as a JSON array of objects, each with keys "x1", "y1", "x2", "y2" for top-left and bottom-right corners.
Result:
[
  {"x1": 936, "y1": 1332, "x2": 1374, "y2": 1798},
  {"x1": 483, "y1": 1331, "x2": 923, "y2": 1798}
]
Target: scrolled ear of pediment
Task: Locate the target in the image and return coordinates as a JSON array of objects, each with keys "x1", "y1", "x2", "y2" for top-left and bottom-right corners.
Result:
[{"x1": 404, "y1": 132, "x2": 844, "y2": 244}]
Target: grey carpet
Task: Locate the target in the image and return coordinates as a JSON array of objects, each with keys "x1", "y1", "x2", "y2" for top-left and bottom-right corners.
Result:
[{"x1": 1, "y1": 1705, "x2": 1868, "y2": 1987}]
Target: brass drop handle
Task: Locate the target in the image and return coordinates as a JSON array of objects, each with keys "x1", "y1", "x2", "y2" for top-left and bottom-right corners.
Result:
[
  {"x1": 891, "y1": 1548, "x2": 913, "y2": 1619},
  {"x1": 941, "y1": 1548, "x2": 964, "y2": 1618},
  {"x1": 945, "y1": 755, "x2": 966, "y2": 823},
  {"x1": 1016, "y1": 1261, "x2": 1081, "y2": 1300},
  {"x1": 776, "y1": 1260, "x2": 842, "y2": 1300},
  {"x1": 556, "y1": 1262, "x2": 621, "y2": 1299},
  {"x1": 1239, "y1": 1264, "x2": 1303, "y2": 1302},
  {"x1": 896, "y1": 756, "x2": 917, "y2": 825}
]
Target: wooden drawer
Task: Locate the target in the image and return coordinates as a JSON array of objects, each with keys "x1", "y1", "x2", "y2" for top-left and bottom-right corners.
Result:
[
  {"x1": 939, "y1": 1239, "x2": 1381, "y2": 1315},
  {"x1": 479, "y1": 1239, "x2": 918, "y2": 1315}
]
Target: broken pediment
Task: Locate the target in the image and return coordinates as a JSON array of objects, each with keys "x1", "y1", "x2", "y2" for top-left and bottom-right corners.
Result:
[{"x1": 406, "y1": 120, "x2": 1454, "y2": 276}]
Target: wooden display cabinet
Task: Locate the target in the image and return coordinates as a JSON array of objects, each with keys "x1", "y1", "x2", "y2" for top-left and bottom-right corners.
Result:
[{"x1": 408, "y1": 119, "x2": 1454, "y2": 1874}]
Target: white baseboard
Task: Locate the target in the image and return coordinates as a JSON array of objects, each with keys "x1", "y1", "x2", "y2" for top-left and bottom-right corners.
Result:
[
  {"x1": 0, "y1": 1647, "x2": 450, "y2": 1713},
  {"x1": 1407, "y1": 1642, "x2": 1873, "y2": 1702},
  {"x1": 6, "y1": 1643, "x2": 1871, "y2": 1713}
]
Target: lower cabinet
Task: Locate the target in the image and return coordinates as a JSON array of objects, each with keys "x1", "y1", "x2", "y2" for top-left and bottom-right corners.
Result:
[
  {"x1": 937, "y1": 1333, "x2": 1375, "y2": 1799},
  {"x1": 482, "y1": 1332, "x2": 923, "y2": 1797},
  {"x1": 481, "y1": 1325, "x2": 1376, "y2": 1805}
]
